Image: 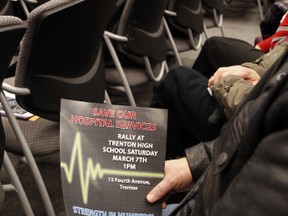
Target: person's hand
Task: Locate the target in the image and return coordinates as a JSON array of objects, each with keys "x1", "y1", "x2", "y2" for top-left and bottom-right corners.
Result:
[
  {"x1": 146, "y1": 157, "x2": 193, "y2": 208},
  {"x1": 208, "y1": 65, "x2": 260, "y2": 87}
]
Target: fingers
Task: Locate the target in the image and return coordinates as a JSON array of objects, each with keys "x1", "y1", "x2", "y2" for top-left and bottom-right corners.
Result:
[
  {"x1": 146, "y1": 179, "x2": 171, "y2": 204},
  {"x1": 208, "y1": 75, "x2": 215, "y2": 87},
  {"x1": 208, "y1": 67, "x2": 226, "y2": 86},
  {"x1": 161, "y1": 195, "x2": 170, "y2": 209},
  {"x1": 147, "y1": 157, "x2": 193, "y2": 207},
  {"x1": 245, "y1": 70, "x2": 261, "y2": 85},
  {"x1": 208, "y1": 65, "x2": 260, "y2": 87}
]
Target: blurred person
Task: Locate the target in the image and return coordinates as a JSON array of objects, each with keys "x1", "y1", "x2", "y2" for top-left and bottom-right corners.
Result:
[
  {"x1": 153, "y1": 11, "x2": 288, "y2": 159},
  {"x1": 151, "y1": 41, "x2": 288, "y2": 160},
  {"x1": 148, "y1": 11, "x2": 288, "y2": 210},
  {"x1": 193, "y1": 12, "x2": 288, "y2": 78},
  {"x1": 147, "y1": 45, "x2": 288, "y2": 216}
]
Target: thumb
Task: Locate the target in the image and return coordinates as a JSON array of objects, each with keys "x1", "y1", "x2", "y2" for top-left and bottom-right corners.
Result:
[{"x1": 146, "y1": 179, "x2": 171, "y2": 203}]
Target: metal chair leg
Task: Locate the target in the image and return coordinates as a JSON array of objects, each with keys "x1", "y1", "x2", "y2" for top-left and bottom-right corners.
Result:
[
  {"x1": 3, "y1": 151, "x2": 34, "y2": 216},
  {"x1": 0, "y1": 91, "x2": 56, "y2": 216}
]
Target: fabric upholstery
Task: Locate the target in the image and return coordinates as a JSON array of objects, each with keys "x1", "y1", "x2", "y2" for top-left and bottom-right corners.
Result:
[
  {"x1": 0, "y1": 16, "x2": 22, "y2": 27},
  {"x1": 2, "y1": 117, "x2": 59, "y2": 156}
]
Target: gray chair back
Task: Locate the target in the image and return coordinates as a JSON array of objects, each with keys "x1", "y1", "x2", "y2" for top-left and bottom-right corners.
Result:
[
  {"x1": 167, "y1": 0, "x2": 204, "y2": 35},
  {"x1": 0, "y1": 0, "x2": 14, "y2": 15},
  {"x1": 116, "y1": 0, "x2": 169, "y2": 65},
  {"x1": 15, "y1": 0, "x2": 117, "y2": 121},
  {"x1": 0, "y1": 16, "x2": 26, "y2": 83},
  {"x1": 202, "y1": 0, "x2": 224, "y2": 14}
]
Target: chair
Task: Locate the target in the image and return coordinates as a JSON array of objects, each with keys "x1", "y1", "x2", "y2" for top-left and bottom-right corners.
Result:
[
  {"x1": 225, "y1": 0, "x2": 271, "y2": 20},
  {"x1": 0, "y1": 15, "x2": 35, "y2": 215},
  {"x1": 104, "y1": 0, "x2": 169, "y2": 106},
  {"x1": 259, "y1": 0, "x2": 288, "y2": 41},
  {"x1": 255, "y1": 0, "x2": 270, "y2": 20},
  {"x1": 164, "y1": 0, "x2": 205, "y2": 66},
  {"x1": 10, "y1": 0, "x2": 46, "y2": 20},
  {"x1": 14, "y1": 0, "x2": 116, "y2": 122},
  {"x1": 1, "y1": 0, "x2": 117, "y2": 215},
  {"x1": 0, "y1": 0, "x2": 15, "y2": 15},
  {"x1": 166, "y1": 0, "x2": 204, "y2": 50},
  {"x1": 202, "y1": 0, "x2": 225, "y2": 37}
]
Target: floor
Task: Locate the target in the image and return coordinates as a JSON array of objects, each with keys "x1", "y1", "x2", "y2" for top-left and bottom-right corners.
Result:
[{"x1": 0, "y1": 1, "x2": 263, "y2": 215}]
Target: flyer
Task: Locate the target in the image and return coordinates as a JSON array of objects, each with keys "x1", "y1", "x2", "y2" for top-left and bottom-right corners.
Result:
[{"x1": 60, "y1": 99, "x2": 167, "y2": 216}]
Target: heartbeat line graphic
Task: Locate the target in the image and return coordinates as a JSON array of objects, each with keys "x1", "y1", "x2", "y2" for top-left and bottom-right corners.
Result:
[{"x1": 61, "y1": 132, "x2": 164, "y2": 204}]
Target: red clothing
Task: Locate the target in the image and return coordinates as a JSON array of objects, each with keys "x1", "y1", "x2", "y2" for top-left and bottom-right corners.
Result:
[{"x1": 257, "y1": 12, "x2": 288, "y2": 52}]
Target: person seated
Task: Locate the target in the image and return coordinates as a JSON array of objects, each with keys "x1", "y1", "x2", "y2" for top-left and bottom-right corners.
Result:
[
  {"x1": 150, "y1": 12, "x2": 288, "y2": 206},
  {"x1": 151, "y1": 40, "x2": 288, "y2": 160},
  {"x1": 146, "y1": 50, "x2": 288, "y2": 215},
  {"x1": 256, "y1": 12, "x2": 288, "y2": 52},
  {"x1": 153, "y1": 10, "x2": 288, "y2": 160},
  {"x1": 193, "y1": 11, "x2": 288, "y2": 79},
  {"x1": 192, "y1": 36, "x2": 264, "y2": 78}
]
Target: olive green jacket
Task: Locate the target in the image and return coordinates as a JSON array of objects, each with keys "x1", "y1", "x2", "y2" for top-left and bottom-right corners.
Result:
[{"x1": 212, "y1": 42, "x2": 288, "y2": 118}]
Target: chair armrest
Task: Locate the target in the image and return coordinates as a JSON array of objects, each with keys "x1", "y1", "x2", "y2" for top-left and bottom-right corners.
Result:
[
  {"x1": 24, "y1": 0, "x2": 38, "y2": 3},
  {"x1": 104, "y1": 31, "x2": 128, "y2": 42},
  {"x1": 164, "y1": 9, "x2": 177, "y2": 17},
  {"x1": 2, "y1": 82, "x2": 30, "y2": 96}
]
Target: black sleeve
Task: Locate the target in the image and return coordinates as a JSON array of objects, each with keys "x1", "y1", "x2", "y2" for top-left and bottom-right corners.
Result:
[
  {"x1": 185, "y1": 140, "x2": 215, "y2": 181},
  {"x1": 212, "y1": 130, "x2": 288, "y2": 216}
]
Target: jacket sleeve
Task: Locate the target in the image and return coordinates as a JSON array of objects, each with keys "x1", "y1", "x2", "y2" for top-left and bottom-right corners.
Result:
[
  {"x1": 212, "y1": 130, "x2": 288, "y2": 216},
  {"x1": 212, "y1": 75, "x2": 254, "y2": 118},
  {"x1": 185, "y1": 140, "x2": 215, "y2": 181},
  {"x1": 242, "y1": 42, "x2": 288, "y2": 77},
  {"x1": 212, "y1": 42, "x2": 288, "y2": 119}
]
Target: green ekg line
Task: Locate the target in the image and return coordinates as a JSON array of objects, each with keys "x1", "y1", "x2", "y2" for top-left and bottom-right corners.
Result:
[{"x1": 60, "y1": 132, "x2": 164, "y2": 204}]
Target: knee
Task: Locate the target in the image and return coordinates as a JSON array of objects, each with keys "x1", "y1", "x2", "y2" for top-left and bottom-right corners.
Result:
[
  {"x1": 151, "y1": 66, "x2": 191, "y2": 107},
  {"x1": 154, "y1": 66, "x2": 191, "y2": 93},
  {"x1": 163, "y1": 66, "x2": 202, "y2": 89},
  {"x1": 164, "y1": 66, "x2": 191, "y2": 84},
  {"x1": 202, "y1": 36, "x2": 223, "y2": 52},
  {"x1": 168, "y1": 66, "x2": 195, "y2": 78}
]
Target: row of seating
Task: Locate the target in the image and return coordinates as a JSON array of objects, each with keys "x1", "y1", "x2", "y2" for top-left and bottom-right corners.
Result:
[
  {"x1": 225, "y1": 0, "x2": 271, "y2": 20},
  {"x1": 2, "y1": 0, "x2": 226, "y2": 107},
  {"x1": 0, "y1": 0, "x2": 116, "y2": 215},
  {"x1": 0, "y1": 0, "x2": 226, "y2": 215},
  {"x1": 104, "y1": 0, "x2": 225, "y2": 106}
]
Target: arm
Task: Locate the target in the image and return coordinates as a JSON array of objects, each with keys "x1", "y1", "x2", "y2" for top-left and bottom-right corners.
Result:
[
  {"x1": 185, "y1": 141, "x2": 214, "y2": 181},
  {"x1": 256, "y1": 12, "x2": 288, "y2": 52},
  {"x1": 212, "y1": 130, "x2": 288, "y2": 215},
  {"x1": 146, "y1": 157, "x2": 193, "y2": 208},
  {"x1": 208, "y1": 43, "x2": 288, "y2": 118},
  {"x1": 208, "y1": 65, "x2": 260, "y2": 87},
  {"x1": 208, "y1": 66, "x2": 260, "y2": 118},
  {"x1": 146, "y1": 141, "x2": 215, "y2": 207},
  {"x1": 212, "y1": 75, "x2": 255, "y2": 118},
  {"x1": 209, "y1": 41, "x2": 288, "y2": 86},
  {"x1": 243, "y1": 41, "x2": 288, "y2": 77}
]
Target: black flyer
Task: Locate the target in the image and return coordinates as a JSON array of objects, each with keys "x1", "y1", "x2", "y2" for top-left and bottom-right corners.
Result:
[{"x1": 60, "y1": 99, "x2": 167, "y2": 216}]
